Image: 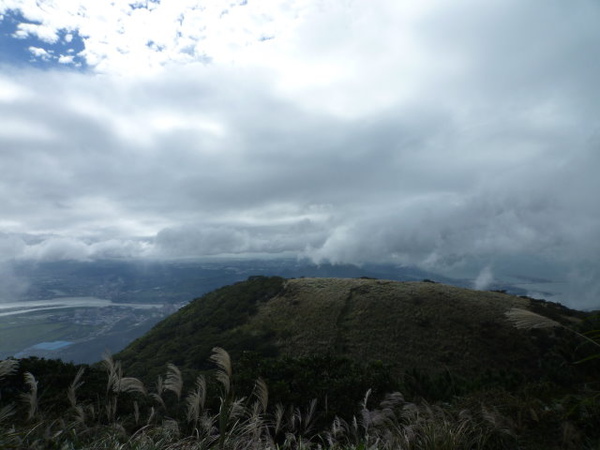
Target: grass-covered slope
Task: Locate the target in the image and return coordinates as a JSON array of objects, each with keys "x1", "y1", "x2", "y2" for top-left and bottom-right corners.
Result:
[
  {"x1": 117, "y1": 276, "x2": 286, "y2": 381},
  {"x1": 117, "y1": 276, "x2": 583, "y2": 383}
]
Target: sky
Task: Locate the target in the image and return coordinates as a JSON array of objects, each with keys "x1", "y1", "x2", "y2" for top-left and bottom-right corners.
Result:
[{"x1": 0, "y1": 0, "x2": 599, "y2": 308}]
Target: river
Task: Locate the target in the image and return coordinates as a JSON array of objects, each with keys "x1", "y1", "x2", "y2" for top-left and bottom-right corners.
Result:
[{"x1": 0, "y1": 297, "x2": 164, "y2": 317}]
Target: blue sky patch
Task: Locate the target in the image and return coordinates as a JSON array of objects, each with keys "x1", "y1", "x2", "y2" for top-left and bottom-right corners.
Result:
[{"x1": 0, "y1": 9, "x2": 87, "y2": 70}]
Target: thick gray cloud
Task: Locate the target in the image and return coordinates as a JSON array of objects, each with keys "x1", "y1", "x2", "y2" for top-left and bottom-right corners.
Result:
[
  {"x1": 0, "y1": 0, "x2": 599, "y2": 308},
  {"x1": 155, "y1": 219, "x2": 328, "y2": 258}
]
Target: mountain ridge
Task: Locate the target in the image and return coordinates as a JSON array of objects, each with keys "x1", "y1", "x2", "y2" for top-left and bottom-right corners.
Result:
[{"x1": 116, "y1": 276, "x2": 584, "y2": 383}]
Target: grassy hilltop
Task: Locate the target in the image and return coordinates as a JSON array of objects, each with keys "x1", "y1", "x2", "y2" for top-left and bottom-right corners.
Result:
[
  {"x1": 1, "y1": 276, "x2": 599, "y2": 449},
  {"x1": 117, "y1": 276, "x2": 584, "y2": 382}
]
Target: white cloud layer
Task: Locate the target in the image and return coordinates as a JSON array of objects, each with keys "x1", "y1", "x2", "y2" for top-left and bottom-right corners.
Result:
[{"x1": 1, "y1": 0, "x2": 600, "y2": 308}]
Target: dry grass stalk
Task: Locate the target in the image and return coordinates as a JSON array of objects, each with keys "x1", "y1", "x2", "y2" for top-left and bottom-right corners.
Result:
[
  {"x1": 253, "y1": 377, "x2": 269, "y2": 413},
  {"x1": 133, "y1": 400, "x2": 140, "y2": 425},
  {"x1": 273, "y1": 403, "x2": 285, "y2": 437},
  {"x1": 150, "y1": 375, "x2": 166, "y2": 409},
  {"x1": 67, "y1": 366, "x2": 85, "y2": 408}
]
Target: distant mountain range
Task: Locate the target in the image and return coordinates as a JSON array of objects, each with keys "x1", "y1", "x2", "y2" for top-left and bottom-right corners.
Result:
[{"x1": 11, "y1": 257, "x2": 532, "y2": 304}]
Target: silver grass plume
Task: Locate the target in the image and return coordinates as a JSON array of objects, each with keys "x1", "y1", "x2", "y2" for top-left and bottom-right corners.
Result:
[
  {"x1": 155, "y1": 374, "x2": 164, "y2": 395},
  {"x1": 505, "y1": 308, "x2": 561, "y2": 329},
  {"x1": 301, "y1": 399, "x2": 317, "y2": 437},
  {"x1": 273, "y1": 403, "x2": 285, "y2": 437},
  {"x1": 164, "y1": 363, "x2": 183, "y2": 400},
  {"x1": 506, "y1": 307, "x2": 600, "y2": 352},
  {"x1": 0, "y1": 359, "x2": 18, "y2": 382},
  {"x1": 73, "y1": 405, "x2": 86, "y2": 425},
  {"x1": 185, "y1": 374, "x2": 207, "y2": 425},
  {"x1": 102, "y1": 351, "x2": 122, "y2": 395},
  {"x1": 210, "y1": 347, "x2": 232, "y2": 396},
  {"x1": 230, "y1": 397, "x2": 247, "y2": 420},
  {"x1": 20, "y1": 372, "x2": 38, "y2": 420},
  {"x1": 105, "y1": 397, "x2": 117, "y2": 423},
  {"x1": 0, "y1": 404, "x2": 16, "y2": 424},
  {"x1": 146, "y1": 406, "x2": 156, "y2": 426},
  {"x1": 114, "y1": 377, "x2": 147, "y2": 395},
  {"x1": 211, "y1": 348, "x2": 235, "y2": 450},
  {"x1": 0, "y1": 362, "x2": 17, "y2": 425}
]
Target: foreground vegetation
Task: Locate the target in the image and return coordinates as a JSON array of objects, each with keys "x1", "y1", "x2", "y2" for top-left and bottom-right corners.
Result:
[{"x1": 1, "y1": 341, "x2": 599, "y2": 449}]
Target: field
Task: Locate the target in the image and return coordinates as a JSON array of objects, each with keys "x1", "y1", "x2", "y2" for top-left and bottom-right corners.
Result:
[
  {"x1": 0, "y1": 303, "x2": 166, "y2": 362},
  {"x1": 0, "y1": 312, "x2": 94, "y2": 357}
]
